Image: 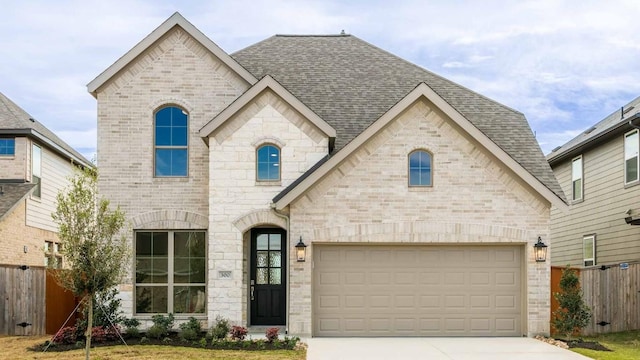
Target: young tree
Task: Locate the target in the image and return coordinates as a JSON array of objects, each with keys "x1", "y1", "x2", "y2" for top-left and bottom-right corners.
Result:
[
  {"x1": 553, "y1": 266, "x2": 592, "y2": 340},
  {"x1": 52, "y1": 167, "x2": 129, "y2": 360}
]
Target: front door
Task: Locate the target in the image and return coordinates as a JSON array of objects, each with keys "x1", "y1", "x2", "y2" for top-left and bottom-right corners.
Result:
[{"x1": 250, "y1": 229, "x2": 286, "y2": 325}]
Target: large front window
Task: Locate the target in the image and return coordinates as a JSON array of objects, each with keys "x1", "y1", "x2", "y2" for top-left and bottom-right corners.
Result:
[
  {"x1": 155, "y1": 106, "x2": 188, "y2": 177},
  {"x1": 625, "y1": 130, "x2": 639, "y2": 184},
  {"x1": 135, "y1": 231, "x2": 206, "y2": 314}
]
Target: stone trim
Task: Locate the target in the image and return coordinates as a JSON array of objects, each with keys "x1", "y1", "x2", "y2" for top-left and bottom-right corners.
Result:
[
  {"x1": 148, "y1": 97, "x2": 194, "y2": 113},
  {"x1": 131, "y1": 210, "x2": 207, "y2": 229},
  {"x1": 251, "y1": 136, "x2": 286, "y2": 148},
  {"x1": 232, "y1": 209, "x2": 287, "y2": 234}
]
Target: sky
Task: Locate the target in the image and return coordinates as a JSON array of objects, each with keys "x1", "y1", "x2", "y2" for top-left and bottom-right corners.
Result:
[{"x1": 1, "y1": 0, "x2": 640, "y2": 160}]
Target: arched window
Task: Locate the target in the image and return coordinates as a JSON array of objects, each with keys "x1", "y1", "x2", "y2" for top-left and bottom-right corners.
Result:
[
  {"x1": 408, "y1": 150, "x2": 432, "y2": 186},
  {"x1": 155, "y1": 106, "x2": 188, "y2": 177},
  {"x1": 256, "y1": 144, "x2": 280, "y2": 181}
]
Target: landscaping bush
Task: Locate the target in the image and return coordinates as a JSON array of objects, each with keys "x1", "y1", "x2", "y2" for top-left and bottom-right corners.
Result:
[
  {"x1": 178, "y1": 317, "x2": 202, "y2": 342},
  {"x1": 122, "y1": 318, "x2": 141, "y2": 338},
  {"x1": 265, "y1": 327, "x2": 279, "y2": 343},
  {"x1": 52, "y1": 326, "x2": 77, "y2": 345},
  {"x1": 553, "y1": 266, "x2": 592, "y2": 340},
  {"x1": 146, "y1": 313, "x2": 174, "y2": 339},
  {"x1": 208, "y1": 316, "x2": 230, "y2": 340},
  {"x1": 230, "y1": 325, "x2": 248, "y2": 341}
]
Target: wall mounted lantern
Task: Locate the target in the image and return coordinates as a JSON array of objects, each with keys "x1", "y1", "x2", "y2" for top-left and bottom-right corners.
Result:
[
  {"x1": 534, "y1": 237, "x2": 548, "y2": 262},
  {"x1": 295, "y1": 236, "x2": 307, "y2": 262}
]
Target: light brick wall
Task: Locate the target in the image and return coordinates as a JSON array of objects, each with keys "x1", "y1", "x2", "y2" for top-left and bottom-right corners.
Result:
[
  {"x1": 287, "y1": 99, "x2": 551, "y2": 336},
  {"x1": 208, "y1": 89, "x2": 329, "y2": 325},
  {"x1": 0, "y1": 200, "x2": 58, "y2": 267},
  {"x1": 95, "y1": 27, "x2": 250, "y2": 319},
  {"x1": 0, "y1": 136, "x2": 28, "y2": 180}
]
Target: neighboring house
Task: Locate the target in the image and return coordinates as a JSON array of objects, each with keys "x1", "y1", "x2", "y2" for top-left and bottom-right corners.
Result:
[
  {"x1": 89, "y1": 13, "x2": 566, "y2": 337},
  {"x1": 0, "y1": 91, "x2": 91, "y2": 268},
  {"x1": 548, "y1": 96, "x2": 640, "y2": 267}
]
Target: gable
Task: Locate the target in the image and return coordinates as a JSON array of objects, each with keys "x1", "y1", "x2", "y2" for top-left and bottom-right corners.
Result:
[
  {"x1": 275, "y1": 83, "x2": 567, "y2": 211},
  {"x1": 290, "y1": 98, "x2": 551, "y2": 224},
  {"x1": 88, "y1": 12, "x2": 256, "y2": 96}
]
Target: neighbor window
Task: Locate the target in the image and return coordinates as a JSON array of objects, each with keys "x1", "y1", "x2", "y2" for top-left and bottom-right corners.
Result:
[
  {"x1": 135, "y1": 231, "x2": 206, "y2": 314},
  {"x1": 32, "y1": 144, "x2": 41, "y2": 198},
  {"x1": 572, "y1": 156, "x2": 583, "y2": 201},
  {"x1": 256, "y1": 144, "x2": 280, "y2": 181},
  {"x1": 155, "y1": 106, "x2": 188, "y2": 177},
  {"x1": 583, "y1": 234, "x2": 596, "y2": 267},
  {"x1": 625, "y1": 130, "x2": 639, "y2": 184},
  {"x1": 0, "y1": 138, "x2": 15, "y2": 155},
  {"x1": 44, "y1": 241, "x2": 62, "y2": 268},
  {"x1": 409, "y1": 150, "x2": 432, "y2": 186}
]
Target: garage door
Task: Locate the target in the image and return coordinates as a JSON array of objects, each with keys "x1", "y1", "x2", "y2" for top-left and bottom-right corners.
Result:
[{"x1": 313, "y1": 245, "x2": 522, "y2": 336}]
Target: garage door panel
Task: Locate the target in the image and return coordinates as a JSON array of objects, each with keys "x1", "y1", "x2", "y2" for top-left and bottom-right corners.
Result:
[{"x1": 313, "y1": 245, "x2": 522, "y2": 336}]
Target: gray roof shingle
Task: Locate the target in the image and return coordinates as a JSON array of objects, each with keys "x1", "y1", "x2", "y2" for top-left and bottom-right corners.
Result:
[
  {"x1": 231, "y1": 35, "x2": 564, "y2": 201},
  {"x1": 0, "y1": 181, "x2": 35, "y2": 220},
  {"x1": 0, "y1": 91, "x2": 90, "y2": 165}
]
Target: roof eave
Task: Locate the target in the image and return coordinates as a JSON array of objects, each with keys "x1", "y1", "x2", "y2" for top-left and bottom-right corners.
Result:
[
  {"x1": 0, "y1": 128, "x2": 92, "y2": 168},
  {"x1": 0, "y1": 184, "x2": 36, "y2": 222},
  {"x1": 87, "y1": 12, "x2": 258, "y2": 97},
  {"x1": 274, "y1": 82, "x2": 568, "y2": 212},
  {"x1": 198, "y1": 75, "x2": 336, "y2": 138}
]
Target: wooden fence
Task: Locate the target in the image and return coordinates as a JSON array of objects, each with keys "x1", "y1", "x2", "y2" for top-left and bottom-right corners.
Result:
[
  {"x1": 45, "y1": 269, "x2": 79, "y2": 334},
  {"x1": 552, "y1": 263, "x2": 640, "y2": 335},
  {"x1": 0, "y1": 265, "x2": 46, "y2": 335},
  {"x1": 580, "y1": 262, "x2": 640, "y2": 335}
]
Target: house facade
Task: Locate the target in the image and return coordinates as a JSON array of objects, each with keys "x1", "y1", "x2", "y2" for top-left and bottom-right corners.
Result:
[
  {"x1": 0, "y1": 92, "x2": 91, "y2": 268},
  {"x1": 89, "y1": 13, "x2": 566, "y2": 337},
  {"x1": 548, "y1": 96, "x2": 640, "y2": 268}
]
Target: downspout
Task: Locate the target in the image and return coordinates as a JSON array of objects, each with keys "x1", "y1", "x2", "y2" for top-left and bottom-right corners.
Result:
[{"x1": 271, "y1": 203, "x2": 290, "y2": 335}]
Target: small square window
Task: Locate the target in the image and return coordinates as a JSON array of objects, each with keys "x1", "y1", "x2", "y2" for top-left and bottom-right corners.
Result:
[{"x1": 0, "y1": 138, "x2": 15, "y2": 156}]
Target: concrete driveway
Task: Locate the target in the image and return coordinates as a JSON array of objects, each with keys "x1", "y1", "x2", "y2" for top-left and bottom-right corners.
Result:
[{"x1": 306, "y1": 337, "x2": 591, "y2": 360}]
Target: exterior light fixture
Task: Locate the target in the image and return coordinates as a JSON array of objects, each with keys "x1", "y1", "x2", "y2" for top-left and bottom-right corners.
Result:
[
  {"x1": 295, "y1": 236, "x2": 307, "y2": 262},
  {"x1": 534, "y1": 237, "x2": 548, "y2": 262}
]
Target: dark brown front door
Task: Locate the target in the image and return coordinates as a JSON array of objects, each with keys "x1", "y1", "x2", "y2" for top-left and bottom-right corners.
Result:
[{"x1": 250, "y1": 229, "x2": 286, "y2": 325}]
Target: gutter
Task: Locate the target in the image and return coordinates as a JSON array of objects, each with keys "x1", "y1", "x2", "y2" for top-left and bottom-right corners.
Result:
[{"x1": 0, "y1": 128, "x2": 92, "y2": 168}]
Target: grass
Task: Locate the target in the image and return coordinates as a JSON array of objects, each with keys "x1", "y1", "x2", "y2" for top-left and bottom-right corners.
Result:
[
  {"x1": 570, "y1": 330, "x2": 640, "y2": 360},
  {"x1": 0, "y1": 335, "x2": 306, "y2": 360}
]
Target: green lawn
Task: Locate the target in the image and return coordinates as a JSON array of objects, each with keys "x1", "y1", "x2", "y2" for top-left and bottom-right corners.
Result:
[
  {"x1": 571, "y1": 330, "x2": 640, "y2": 360},
  {"x1": 0, "y1": 336, "x2": 306, "y2": 360}
]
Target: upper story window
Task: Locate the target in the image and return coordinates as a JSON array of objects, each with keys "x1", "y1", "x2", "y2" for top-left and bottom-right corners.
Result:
[
  {"x1": 155, "y1": 106, "x2": 188, "y2": 177},
  {"x1": 0, "y1": 138, "x2": 15, "y2": 155},
  {"x1": 624, "y1": 130, "x2": 639, "y2": 184},
  {"x1": 32, "y1": 144, "x2": 41, "y2": 198},
  {"x1": 256, "y1": 144, "x2": 280, "y2": 181},
  {"x1": 583, "y1": 234, "x2": 596, "y2": 267},
  {"x1": 408, "y1": 150, "x2": 432, "y2": 187},
  {"x1": 571, "y1": 156, "x2": 583, "y2": 201}
]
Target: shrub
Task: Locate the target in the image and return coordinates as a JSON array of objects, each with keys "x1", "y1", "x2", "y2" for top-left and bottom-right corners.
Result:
[
  {"x1": 147, "y1": 313, "x2": 175, "y2": 339},
  {"x1": 265, "y1": 327, "x2": 279, "y2": 343},
  {"x1": 76, "y1": 289, "x2": 126, "y2": 336},
  {"x1": 123, "y1": 318, "x2": 141, "y2": 338},
  {"x1": 179, "y1": 317, "x2": 202, "y2": 342},
  {"x1": 52, "y1": 326, "x2": 77, "y2": 345},
  {"x1": 91, "y1": 326, "x2": 107, "y2": 343},
  {"x1": 230, "y1": 325, "x2": 248, "y2": 341},
  {"x1": 199, "y1": 337, "x2": 208, "y2": 347},
  {"x1": 553, "y1": 266, "x2": 592, "y2": 340},
  {"x1": 208, "y1": 316, "x2": 230, "y2": 340}
]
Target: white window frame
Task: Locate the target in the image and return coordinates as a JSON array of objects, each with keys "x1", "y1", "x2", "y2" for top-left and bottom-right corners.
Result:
[
  {"x1": 32, "y1": 144, "x2": 41, "y2": 198},
  {"x1": 571, "y1": 155, "x2": 583, "y2": 201},
  {"x1": 583, "y1": 234, "x2": 596, "y2": 267},
  {"x1": 624, "y1": 130, "x2": 639, "y2": 185}
]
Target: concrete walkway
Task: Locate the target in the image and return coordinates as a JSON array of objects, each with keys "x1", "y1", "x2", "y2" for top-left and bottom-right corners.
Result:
[{"x1": 306, "y1": 337, "x2": 592, "y2": 360}]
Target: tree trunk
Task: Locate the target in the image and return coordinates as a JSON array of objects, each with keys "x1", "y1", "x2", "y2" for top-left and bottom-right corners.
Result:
[{"x1": 85, "y1": 295, "x2": 93, "y2": 360}]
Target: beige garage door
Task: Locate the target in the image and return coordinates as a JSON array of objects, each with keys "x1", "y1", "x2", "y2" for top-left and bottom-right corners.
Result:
[{"x1": 313, "y1": 245, "x2": 522, "y2": 337}]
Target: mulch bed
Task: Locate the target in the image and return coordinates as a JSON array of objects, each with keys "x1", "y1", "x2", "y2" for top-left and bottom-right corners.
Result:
[{"x1": 565, "y1": 340, "x2": 612, "y2": 351}]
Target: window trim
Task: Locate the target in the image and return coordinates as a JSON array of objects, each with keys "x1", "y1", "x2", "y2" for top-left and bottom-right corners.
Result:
[
  {"x1": 583, "y1": 234, "x2": 596, "y2": 267},
  {"x1": 153, "y1": 106, "x2": 189, "y2": 178},
  {"x1": 624, "y1": 129, "x2": 639, "y2": 185},
  {"x1": 134, "y1": 230, "x2": 207, "y2": 316},
  {"x1": 408, "y1": 149, "x2": 433, "y2": 187},
  {"x1": 571, "y1": 155, "x2": 583, "y2": 202},
  {"x1": 256, "y1": 143, "x2": 281, "y2": 182}
]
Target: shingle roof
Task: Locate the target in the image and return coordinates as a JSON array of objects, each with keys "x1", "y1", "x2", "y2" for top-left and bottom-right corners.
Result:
[
  {"x1": 0, "y1": 181, "x2": 35, "y2": 221},
  {"x1": 232, "y1": 35, "x2": 564, "y2": 201},
  {"x1": 547, "y1": 95, "x2": 640, "y2": 165},
  {"x1": 0, "y1": 91, "x2": 91, "y2": 166}
]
